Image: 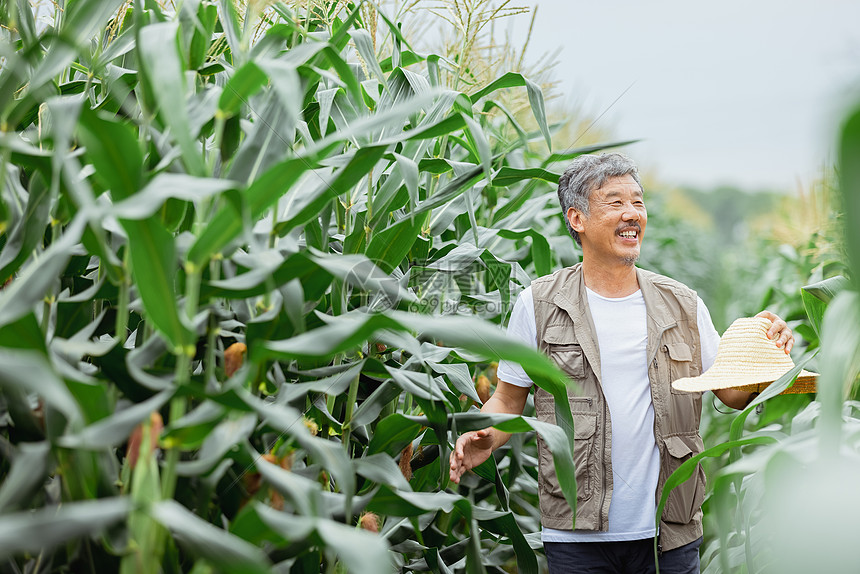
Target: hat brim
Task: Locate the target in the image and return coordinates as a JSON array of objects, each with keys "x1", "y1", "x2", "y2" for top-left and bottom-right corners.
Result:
[{"x1": 672, "y1": 369, "x2": 819, "y2": 394}]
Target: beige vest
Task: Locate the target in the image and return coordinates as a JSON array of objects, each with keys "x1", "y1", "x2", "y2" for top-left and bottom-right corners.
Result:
[{"x1": 532, "y1": 264, "x2": 705, "y2": 552}]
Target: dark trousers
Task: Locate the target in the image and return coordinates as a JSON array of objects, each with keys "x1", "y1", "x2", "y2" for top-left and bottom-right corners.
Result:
[{"x1": 544, "y1": 536, "x2": 702, "y2": 574}]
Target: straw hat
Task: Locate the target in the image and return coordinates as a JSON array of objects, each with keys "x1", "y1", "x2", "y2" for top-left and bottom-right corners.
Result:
[{"x1": 672, "y1": 317, "x2": 818, "y2": 394}]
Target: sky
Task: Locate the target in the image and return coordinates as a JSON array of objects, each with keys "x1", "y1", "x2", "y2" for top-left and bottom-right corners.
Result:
[{"x1": 504, "y1": 0, "x2": 860, "y2": 191}]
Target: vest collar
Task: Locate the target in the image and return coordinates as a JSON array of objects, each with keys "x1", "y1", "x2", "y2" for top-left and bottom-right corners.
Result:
[
  {"x1": 551, "y1": 265, "x2": 602, "y2": 382},
  {"x1": 636, "y1": 267, "x2": 678, "y2": 364},
  {"x1": 549, "y1": 264, "x2": 679, "y2": 378}
]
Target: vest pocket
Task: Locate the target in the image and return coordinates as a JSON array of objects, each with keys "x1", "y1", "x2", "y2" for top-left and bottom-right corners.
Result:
[
  {"x1": 665, "y1": 342, "x2": 695, "y2": 395},
  {"x1": 538, "y1": 411, "x2": 598, "y2": 502},
  {"x1": 543, "y1": 327, "x2": 586, "y2": 379},
  {"x1": 661, "y1": 433, "x2": 706, "y2": 525}
]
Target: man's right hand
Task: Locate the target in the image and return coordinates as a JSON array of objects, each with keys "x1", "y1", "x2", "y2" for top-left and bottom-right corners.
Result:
[
  {"x1": 449, "y1": 428, "x2": 496, "y2": 484},
  {"x1": 448, "y1": 380, "x2": 530, "y2": 484}
]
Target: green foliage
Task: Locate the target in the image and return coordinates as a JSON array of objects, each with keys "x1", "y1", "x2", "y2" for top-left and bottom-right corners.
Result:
[{"x1": 0, "y1": 2, "x2": 633, "y2": 572}]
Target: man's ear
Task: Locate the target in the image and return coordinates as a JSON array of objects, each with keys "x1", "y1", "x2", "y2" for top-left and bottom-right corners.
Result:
[{"x1": 567, "y1": 206, "x2": 586, "y2": 235}]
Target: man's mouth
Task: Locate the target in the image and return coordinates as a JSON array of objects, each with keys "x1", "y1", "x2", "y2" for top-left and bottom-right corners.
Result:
[{"x1": 618, "y1": 226, "x2": 640, "y2": 239}]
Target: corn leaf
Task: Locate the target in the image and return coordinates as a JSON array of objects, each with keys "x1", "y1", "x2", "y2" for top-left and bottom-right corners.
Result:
[{"x1": 0, "y1": 497, "x2": 131, "y2": 560}]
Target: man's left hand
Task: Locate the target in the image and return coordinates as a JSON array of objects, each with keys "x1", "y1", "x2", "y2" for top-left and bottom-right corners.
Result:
[{"x1": 755, "y1": 310, "x2": 794, "y2": 354}]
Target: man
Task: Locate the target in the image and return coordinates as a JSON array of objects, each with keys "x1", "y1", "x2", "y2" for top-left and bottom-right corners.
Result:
[{"x1": 449, "y1": 153, "x2": 793, "y2": 573}]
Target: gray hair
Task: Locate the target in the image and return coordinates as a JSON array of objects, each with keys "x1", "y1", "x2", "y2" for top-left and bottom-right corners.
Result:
[{"x1": 557, "y1": 152, "x2": 644, "y2": 246}]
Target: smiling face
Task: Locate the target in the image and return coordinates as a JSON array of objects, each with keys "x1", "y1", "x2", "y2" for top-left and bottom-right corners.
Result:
[{"x1": 566, "y1": 174, "x2": 647, "y2": 268}]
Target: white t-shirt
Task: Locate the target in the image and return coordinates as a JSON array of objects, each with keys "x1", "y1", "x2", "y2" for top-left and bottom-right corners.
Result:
[{"x1": 497, "y1": 284, "x2": 720, "y2": 543}]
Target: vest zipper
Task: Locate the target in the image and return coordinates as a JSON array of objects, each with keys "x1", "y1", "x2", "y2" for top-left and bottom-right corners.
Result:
[
  {"x1": 652, "y1": 346, "x2": 662, "y2": 544},
  {"x1": 599, "y1": 397, "x2": 610, "y2": 531}
]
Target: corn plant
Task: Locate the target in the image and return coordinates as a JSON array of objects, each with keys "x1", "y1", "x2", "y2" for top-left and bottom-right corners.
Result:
[{"x1": 0, "y1": 1, "x2": 637, "y2": 572}]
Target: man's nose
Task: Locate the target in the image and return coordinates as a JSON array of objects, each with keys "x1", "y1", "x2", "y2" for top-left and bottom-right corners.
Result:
[{"x1": 622, "y1": 203, "x2": 640, "y2": 221}]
